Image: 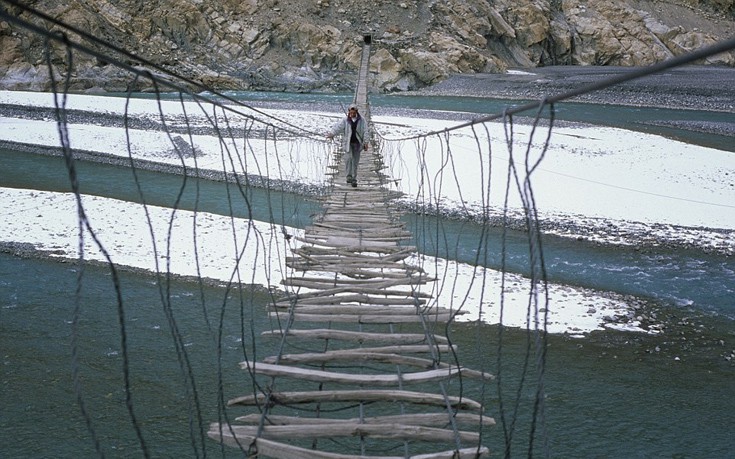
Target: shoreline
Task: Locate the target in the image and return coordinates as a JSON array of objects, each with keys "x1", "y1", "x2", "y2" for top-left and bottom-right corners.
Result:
[
  {"x1": 3, "y1": 137, "x2": 732, "y2": 257},
  {"x1": 415, "y1": 65, "x2": 735, "y2": 114},
  {"x1": 1, "y1": 89, "x2": 733, "y2": 335},
  {"x1": 1, "y1": 86, "x2": 733, "y2": 257}
]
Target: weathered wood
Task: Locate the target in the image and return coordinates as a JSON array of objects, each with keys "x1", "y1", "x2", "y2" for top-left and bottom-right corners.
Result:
[
  {"x1": 240, "y1": 361, "x2": 463, "y2": 386},
  {"x1": 294, "y1": 246, "x2": 417, "y2": 260},
  {"x1": 208, "y1": 426, "x2": 490, "y2": 458},
  {"x1": 294, "y1": 235, "x2": 406, "y2": 253},
  {"x1": 281, "y1": 274, "x2": 431, "y2": 289},
  {"x1": 306, "y1": 228, "x2": 412, "y2": 240},
  {"x1": 274, "y1": 294, "x2": 428, "y2": 307},
  {"x1": 304, "y1": 234, "x2": 411, "y2": 244},
  {"x1": 286, "y1": 265, "x2": 427, "y2": 279},
  {"x1": 263, "y1": 351, "x2": 442, "y2": 368},
  {"x1": 227, "y1": 389, "x2": 484, "y2": 411},
  {"x1": 260, "y1": 328, "x2": 449, "y2": 344},
  {"x1": 261, "y1": 343, "x2": 456, "y2": 355},
  {"x1": 278, "y1": 287, "x2": 433, "y2": 303},
  {"x1": 268, "y1": 311, "x2": 454, "y2": 324},
  {"x1": 268, "y1": 305, "x2": 455, "y2": 316},
  {"x1": 287, "y1": 259, "x2": 426, "y2": 273},
  {"x1": 281, "y1": 276, "x2": 426, "y2": 295},
  {"x1": 311, "y1": 220, "x2": 405, "y2": 230},
  {"x1": 211, "y1": 422, "x2": 480, "y2": 443},
  {"x1": 234, "y1": 413, "x2": 496, "y2": 427},
  {"x1": 286, "y1": 254, "x2": 423, "y2": 267},
  {"x1": 260, "y1": 352, "x2": 494, "y2": 380}
]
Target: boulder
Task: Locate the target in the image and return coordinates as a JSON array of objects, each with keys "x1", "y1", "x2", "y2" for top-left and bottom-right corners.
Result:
[
  {"x1": 398, "y1": 49, "x2": 452, "y2": 87},
  {"x1": 369, "y1": 48, "x2": 402, "y2": 88},
  {"x1": 563, "y1": 0, "x2": 671, "y2": 66}
]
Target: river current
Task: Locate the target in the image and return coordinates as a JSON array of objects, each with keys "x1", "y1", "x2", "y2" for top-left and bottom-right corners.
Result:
[{"x1": 1, "y1": 92, "x2": 734, "y2": 457}]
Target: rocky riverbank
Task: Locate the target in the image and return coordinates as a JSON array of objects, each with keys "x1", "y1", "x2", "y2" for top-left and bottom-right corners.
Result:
[
  {"x1": 418, "y1": 65, "x2": 735, "y2": 113},
  {"x1": 2, "y1": 0, "x2": 734, "y2": 94}
]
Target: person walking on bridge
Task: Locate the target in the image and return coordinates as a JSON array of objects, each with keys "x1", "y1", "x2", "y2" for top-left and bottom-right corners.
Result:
[{"x1": 327, "y1": 104, "x2": 369, "y2": 188}]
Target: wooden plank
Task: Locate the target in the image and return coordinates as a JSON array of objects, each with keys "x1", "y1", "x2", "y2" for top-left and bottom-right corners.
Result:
[
  {"x1": 277, "y1": 288, "x2": 433, "y2": 303},
  {"x1": 295, "y1": 246, "x2": 417, "y2": 259},
  {"x1": 294, "y1": 236, "x2": 405, "y2": 253},
  {"x1": 260, "y1": 352, "x2": 494, "y2": 380},
  {"x1": 326, "y1": 236, "x2": 396, "y2": 247},
  {"x1": 260, "y1": 328, "x2": 449, "y2": 344},
  {"x1": 263, "y1": 351, "x2": 439, "y2": 367},
  {"x1": 286, "y1": 268, "x2": 427, "y2": 280},
  {"x1": 305, "y1": 232, "x2": 411, "y2": 242},
  {"x1": 286, "y1": 254, "x2": 421, "y2": 266},
  {"x1": 227, "y1": 389, "x2": 484, "y2": 411},
  {"x1": 311, "y1": 221, "x2": 408, "y2": 234},
  {"x1": 212, "y1": 422, "x2": 480, "y2": 443},
  {"x1": 287, "y1": 259, "x2": 425, "y2": 272},
  {"x1": 275, "y1": 294, "x2": 429, "y2": 307},
  {"x1": 239, "y1": 361, "x2": 463, "y2": 386},
  {"x1": 258, "y1": 344, "x2": 456, "y2": 356},
  {"x1": 268, "y1": 311, "x2": 454, "y2": 324},
  {"x1": 234, "y1": 413, "x2": 496, "y2": 427},
  {"x1": 281, "y1": 274, "x2": 430, "y2": 288},
  {"x1": 208, "y1": 426, "x2": 490, "y2": 458},
  {"x1": 410, "y1": 448, "x2": 491, "y2": 459},
  {"x1": 269, "y1": 305, "x2": 455, "y2": 316}
]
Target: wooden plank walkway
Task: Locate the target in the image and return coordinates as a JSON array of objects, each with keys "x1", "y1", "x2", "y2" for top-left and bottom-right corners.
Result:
[{"x1": 208, "y1": 35, "x2": 494, "y2": 458}]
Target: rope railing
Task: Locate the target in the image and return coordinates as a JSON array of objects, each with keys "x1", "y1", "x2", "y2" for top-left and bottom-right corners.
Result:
[{"x1": 3, "y1": 1, "x2": 733, "y2": 458}]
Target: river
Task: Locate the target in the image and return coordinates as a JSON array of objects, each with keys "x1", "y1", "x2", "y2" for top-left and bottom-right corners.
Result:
[{"x1": 1, "y1": 92, "x2": 734, "y2": 457}]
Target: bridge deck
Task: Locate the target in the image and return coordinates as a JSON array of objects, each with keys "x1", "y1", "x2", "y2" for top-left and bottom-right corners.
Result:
[{"x1": 208, "y1": 35, "x2": 493, "y2": 458}]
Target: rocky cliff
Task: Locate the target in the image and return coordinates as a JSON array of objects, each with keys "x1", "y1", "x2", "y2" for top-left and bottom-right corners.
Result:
[{"x1": 1, "y1": 0, "x2": 733, "y2": 93}]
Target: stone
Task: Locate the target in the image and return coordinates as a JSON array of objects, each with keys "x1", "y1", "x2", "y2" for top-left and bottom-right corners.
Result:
[{"x1": 0, "y1": 0, "x2": 731, "y2": 93}]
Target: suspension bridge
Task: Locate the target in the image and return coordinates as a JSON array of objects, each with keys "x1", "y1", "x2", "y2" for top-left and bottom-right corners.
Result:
[
  {"x1": 3, "y1": 1, "x2": 735, "y2": 457},
  {"x1": 207, "y1": 35, "x2": 495, "y2": 459}
]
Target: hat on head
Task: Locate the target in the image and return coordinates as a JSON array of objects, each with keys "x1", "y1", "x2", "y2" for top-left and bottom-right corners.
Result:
[{"x1": 348, "y1": 104, "x2": 358, "y2": 111}]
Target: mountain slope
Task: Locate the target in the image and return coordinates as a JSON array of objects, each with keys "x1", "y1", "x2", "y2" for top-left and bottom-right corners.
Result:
[{"x1": 1, "y1": 0, "x2": 733, "y2": 92}]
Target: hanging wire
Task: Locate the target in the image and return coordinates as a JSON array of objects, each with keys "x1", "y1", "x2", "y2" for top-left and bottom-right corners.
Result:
[{"x1": 5, "y1": 1, "x2": 735, "y2": 457}]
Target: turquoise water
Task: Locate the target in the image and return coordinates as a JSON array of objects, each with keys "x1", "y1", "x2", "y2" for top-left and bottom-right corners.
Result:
[
  {"x1": 2, "y1": 93, "x2": 735, "y2": 457},
  {"x1": 2, "y1": 253, "x2": 734, "y2": 457}
]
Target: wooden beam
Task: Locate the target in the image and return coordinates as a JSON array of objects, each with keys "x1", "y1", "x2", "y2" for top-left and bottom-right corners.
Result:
[
  {"x1": 285, "y1": 266, "x2": 424, "y2": 280},
  {"x1": 239, "y1": 361, "x2": 463, "y2": 386},
  {"x1": 277, "y1": 288, "x2": 433, "y2": 303},
  {"x1": 293, "y1": 236, "x2": 405, "y2": 253},
  {"x1": 259, "y1": 352, "x2": 494, "y2": 380},
  {"x1": 282, "y1": 275, "x2": 424, "y2": 287},
  {"x1": 268, "y1": 311, "x2": 454, "y2": 324},
  {"x1": 227, "y1": 389, "x2": 484, "y2": 411},
  {"x1": 273, "y1": 296, "x2": 429, "y2": 307},
  {"x1": 208, "y1": 427, "x2": 490, "y2": 458},
  {"x1": 294, "y1": 246, "x2": 417, "y2": 262},
  {"x1": 211, "y1": 422, "x2": 480, "y2": 443},
  {"x1": 234, "y1": 413, "x2": 496, "y2": 427},
  {"x1": 269, "y1": 305, "x2": 447, "y2": 316},
  {"x1": 260, "y1": 328, "x2": 449, "y2": 344}
]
